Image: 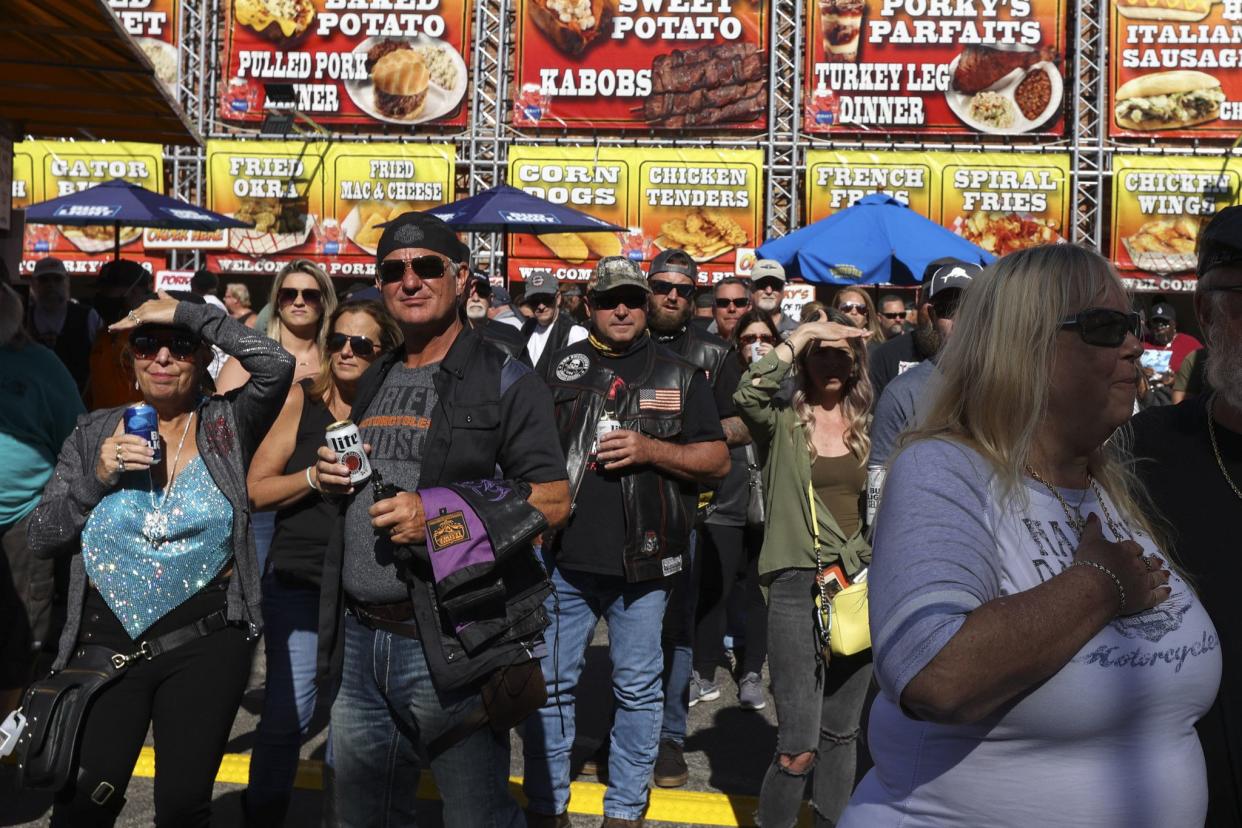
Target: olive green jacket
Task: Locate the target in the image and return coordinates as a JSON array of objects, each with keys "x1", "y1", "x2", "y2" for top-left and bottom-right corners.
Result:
[{"x1": 733, "y1": 349, "x2": 871, "y2": 585}]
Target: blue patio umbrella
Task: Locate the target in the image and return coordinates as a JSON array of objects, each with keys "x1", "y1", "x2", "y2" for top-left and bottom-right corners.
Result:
[
  {"x1": 427, "y1": 184, "x2": 626, "y2": 234},
  {"x1": 25, "y1": 178, "x2": 252, "y2": 259},
  {"x1": 758, "y1": 193, "x2": 994, "y2": 285}
]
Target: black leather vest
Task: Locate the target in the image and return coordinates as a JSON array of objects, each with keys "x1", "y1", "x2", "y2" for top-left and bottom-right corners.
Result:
[
  {"x1": 546, "y1": 337, "x2": 700, "y2": 582},
  {"x1": 658, "y1": 325, "x2": 730, "y2": 386}
]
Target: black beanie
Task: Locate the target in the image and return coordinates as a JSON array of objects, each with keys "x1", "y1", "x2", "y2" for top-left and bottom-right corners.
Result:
[{"x1": 377, "y1": 212, "x2": 468, "y2": 265}]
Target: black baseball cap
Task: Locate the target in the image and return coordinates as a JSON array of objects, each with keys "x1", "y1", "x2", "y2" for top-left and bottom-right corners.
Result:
[
  {"x1": 923, "y1": 258, "x2": 982, "y2": 299},
  {"x1": 1198, "y1": 206, "x2": 1242, "y2": 276},
  {"x1": 377, "y1": 212, "x2": 468, "y2": 265},
  {"x1": 650, "y1": 249, "x2": 697, "y2": 281},
  {"x1": 1150, "y1": 302, "x2": 1176, "y2": 323}
]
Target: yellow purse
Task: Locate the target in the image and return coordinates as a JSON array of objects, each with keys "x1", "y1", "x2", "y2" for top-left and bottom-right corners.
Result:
[{"x1": 809, "y1": 483, "x2": 872, "y2": 658}]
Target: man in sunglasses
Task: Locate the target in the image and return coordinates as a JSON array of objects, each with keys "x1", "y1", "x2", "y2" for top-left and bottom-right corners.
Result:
[
  {"x1": 749, "y1": 259, "x2": 799, "y2": 337},
  {"x1": 711, "y1": 276, "x2": 751, "y2": 341},
  {"x1": 463, "y1": 273, "x2": 529, "y2": 364},
  {"x1": 525, "y1": 256, "x2": 729, "y2": 828},
  {"x1": 1140, "y1": 302, "x2": 1202, "y2": 402},
  {"x1": 520, "y1": 270, "x2": 588, "y2": 377},
  {"x1": 878, "y1": 294, "x2": 909, "y2": 340},
  {"x1": 869, "y1": 257, "x2": 983, "y2": 400},
  {"x1": 1131, "y1": 205, "x2": 1242, "y2": 826},
  {"x1": 313, "y1": 212, "x2": 571, "y2": 828},
  {"x1": 867, "y1": 261, "x2": 975, "y2": 521},
  {"x1": 24, "y1": 256, "x2": 104, "y2": 397}
]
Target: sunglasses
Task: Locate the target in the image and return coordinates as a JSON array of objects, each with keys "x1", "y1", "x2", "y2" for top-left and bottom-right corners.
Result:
[
  {"x1": 131, "y1": 331, "x2": 200, "y2": 361},
  {"x1": 278, "y1": 287, "x2": 323, "y2": 307},
  {"x1": 837, "y1": 302, "x2": 868, "y2": 314},
  {"x1": 326, "y1": 333, "x2": 378, "y2": 357},
  {"x1": 592, "y1": 291, "x2": 648, "y2": 311},
  {"x1": 881, "y1": 311, "x2": 905, "y2": 320},
  {"x1": 752, "y1": 277, "x2": 784, "y2": 292},
  {"x1": 523, "y1": 294, "x2": 555, "y2": 308},
  {"x1": 715, "y1": 297, "x2": 750, "y2": 309},
  {"x1": 739, "y1": 333, "x2": 776, "y2": 345},
  {"x1": 1061, "y1": 308, "x2": 1142, "y2": 347},
  {"x1": 470, "y1": 281, "x2": 493, "y2": 299},
  {"x1": 650, "y1": 280, "x2": 696, "y2": 300},
  {"x1": 377, "y1": 255, "x2": 451, "y2": 284}
]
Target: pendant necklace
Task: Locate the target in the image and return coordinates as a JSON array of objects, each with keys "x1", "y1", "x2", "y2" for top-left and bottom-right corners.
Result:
[
  {"x1": 1025, "y1": 464, "x2": 1130, "y2": 541},
  {"x1": 142, "y1": 410, "x2": 196, "y2": 547}
]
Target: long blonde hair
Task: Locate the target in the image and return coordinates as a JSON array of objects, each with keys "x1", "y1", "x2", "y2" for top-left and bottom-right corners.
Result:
[
  {"x1": 832, "y1": 286, "x2": 886, "y2": 341},
  {"x1": 793, "y1": 307, "x2": 873, "y2": 460},
  {"x1": 903, "y1": 244, "x2": 1166, "y2": 548},
  {"x1": 266, "y1": 259, "x2": 337, "y2": 353}
]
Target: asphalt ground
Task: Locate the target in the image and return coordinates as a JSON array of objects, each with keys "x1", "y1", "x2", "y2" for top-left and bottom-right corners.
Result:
[{"x1": 1, "y1": 620, "x2": 798, "y2": 828}]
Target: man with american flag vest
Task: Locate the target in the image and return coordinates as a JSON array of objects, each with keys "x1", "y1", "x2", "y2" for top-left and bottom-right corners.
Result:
[{"x1": 523, "y1": 256, "x2": 729, "y2": 828}]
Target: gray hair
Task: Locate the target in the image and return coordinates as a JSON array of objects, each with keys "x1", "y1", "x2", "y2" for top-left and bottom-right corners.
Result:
[{"x1": 713, "y1": 276, "x2": 751, "y2": 296}]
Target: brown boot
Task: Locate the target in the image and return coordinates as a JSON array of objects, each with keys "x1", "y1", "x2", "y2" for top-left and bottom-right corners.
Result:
[
  {"x1": 600, "y1": 818, "x2": 644, "y2": 828},
  {"x1": 526, "y1": 810, "x2": 571, "y2": 828}
]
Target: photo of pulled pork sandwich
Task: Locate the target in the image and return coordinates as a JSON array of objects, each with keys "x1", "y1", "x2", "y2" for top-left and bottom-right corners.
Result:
[
  {"x1": 1114, "y1": 70, "x2": 1223, "y2": 130},
  {"x1": 370, "y1": 48, "x2": 431, "y2": 120}
]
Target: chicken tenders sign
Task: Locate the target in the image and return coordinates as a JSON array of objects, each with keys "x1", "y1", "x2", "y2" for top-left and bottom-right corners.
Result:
[
  {"x1": 513, "y1": 0, "x2": 768, "y2": 129},
  {"x1": 507, "y1": 146, "x2": 763, "y2": 282},
  {"x1": 803, "y1": 0, "x2": 1067, "y2": 135}
]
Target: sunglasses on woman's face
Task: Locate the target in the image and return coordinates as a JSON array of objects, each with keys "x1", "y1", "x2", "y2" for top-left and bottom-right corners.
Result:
[
  {"x1": 837, "y1": 302, "x2": 867, "y2": 314},
  {"x1": 650, "y1": 280, "x2": 695, "y2": 300},
  {"x1": 1061, "y1": 308, "x2": 1142, "y2": 348},
  {"x1": 739, "y1": 333, "x2": 776, "y2": 345},
  {"x1": 378, "y1": 255, "x2": 451, "y2": 284},
  {"x1": 327, "y1": 333, "x2": 378, "y2": 357},
  {"x1": 131, "y1": 331, "x2": 199, "y2": 361},
  {"x1": 278, "y1": 287, "x2": 323, "y2": 307},
  {"x1": 715, "y1": 297, "x2": 750, "y2": 309}
]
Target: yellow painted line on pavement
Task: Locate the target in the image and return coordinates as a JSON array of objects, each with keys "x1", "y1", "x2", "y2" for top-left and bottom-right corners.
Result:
[{"x1": 129, "y1": 748, "x2": 803, "y2": 826}]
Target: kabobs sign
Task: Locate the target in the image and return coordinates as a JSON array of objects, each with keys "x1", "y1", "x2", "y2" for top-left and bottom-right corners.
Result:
[
  {"x1": 803, "y1": 0, "x2": 1068, "y2": 135},
  {"x1": 513, "y1": 0, "x2": 768, "y2": 129}
]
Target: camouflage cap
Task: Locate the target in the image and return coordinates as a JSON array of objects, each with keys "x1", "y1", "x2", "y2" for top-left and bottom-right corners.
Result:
[{"x1": 591, "y1": 256, "x2": 650, "y2": 295}]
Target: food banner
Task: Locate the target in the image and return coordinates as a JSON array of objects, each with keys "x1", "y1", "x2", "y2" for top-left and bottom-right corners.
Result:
[
  {"x1": 802, "y1": 0, "x2": 1067, "y2": 135},
  {"x1": 1109, "y1": 0, "x2": 1242, "y2": 138},
  {"x1": 805, "y1": 150, "x2": 1071, "y2": 257},
  {"x1": 507, "y1": 146, "x2": 763, "y2": 282},
  {"x1": 110, "y1": 0, "x2": 179, "y2": 94},
  {"x1": 219, "y1": 0, "x2": 472, "y2": 129},
  {"x1": 512, "y1": 0, "x2": 768, "y2": 130},
  {"x1": 1110, "y1": 155, "x2": 1238, "y2": 286}
]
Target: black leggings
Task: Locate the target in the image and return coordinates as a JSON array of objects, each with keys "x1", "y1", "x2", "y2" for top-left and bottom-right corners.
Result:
[
  {"x1": 693, "y1": 523, "x2": 768, "y2": 679},
  {"x1": 51, "y1": 581, "x2": 253, "y2": 828}
]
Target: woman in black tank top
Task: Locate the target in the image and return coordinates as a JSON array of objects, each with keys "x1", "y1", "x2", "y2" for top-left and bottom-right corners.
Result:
[{"x1": 242, "y1": 300, "x2": 402, "y2": 825}]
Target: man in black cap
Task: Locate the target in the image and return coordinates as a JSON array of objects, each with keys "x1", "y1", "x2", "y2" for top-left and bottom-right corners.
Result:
[
  {"x1": 314, "y1": 212, "x2": 571, "y2": 828},
  {"x1": 463, "y1": 273, "x2": 529, "y2": 364},
  {"x1": 521, "y1": 269, "x2": 587, "y2": 376},
  {"x1": 523, "y1": 256, "x2": 728, "y2": 828},
  {"x1": 868, "y1": 257, "x2": 983, "y2": 400},
  {"x1": 559, "y1": 283, "x2": 588, "y2": 324},
  {"x1": 25, "y1": 256, "x2": 103, "y2": 396},
  {"x1": 1131, "y1": 205, "x2": 1242, "y2": 827},
  {"x1": 86, "y1": 259, "x2": 152, "y2": 409},
  {"x1": 1141, "y1": 300, "x2": 1202, "y2": 397}
]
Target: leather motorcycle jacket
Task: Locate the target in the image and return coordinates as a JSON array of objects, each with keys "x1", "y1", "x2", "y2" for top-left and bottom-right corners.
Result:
[
  {"x1": 656, "y1": 324, "x2": 730, "y2": 385},
  {"x1": 545, "y1": 336, "x2": 702, "y2": 583}
]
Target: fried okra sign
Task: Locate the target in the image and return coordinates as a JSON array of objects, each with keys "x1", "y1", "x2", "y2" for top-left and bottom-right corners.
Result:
[
  {"x1": 803, "y1": 0, "x2": 1068, "y2": 136},
  {"x1": 513, "y1": 0, "x2": 768, "y2": 129}
]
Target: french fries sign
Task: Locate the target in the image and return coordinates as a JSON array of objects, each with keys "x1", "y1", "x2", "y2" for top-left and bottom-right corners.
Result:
[
  {"x1": 506, "y1": 146, "x2": 763, "y2": 282},
  {"x1": 805, "y1": 150, "x2": 1071, "y2": 258}
]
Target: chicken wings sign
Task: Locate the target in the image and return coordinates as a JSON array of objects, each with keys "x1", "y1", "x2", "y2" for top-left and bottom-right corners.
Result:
[{"x1": 803, "y1": 0, "x2": 1068, "y2": 136}]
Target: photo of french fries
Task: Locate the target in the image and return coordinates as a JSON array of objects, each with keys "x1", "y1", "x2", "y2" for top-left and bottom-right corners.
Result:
[
  {"x1": 537, "y1": 230, "x2": 623, "y2": 263},
  {"x1": 654, "y1": 207, "x2": 748, "y2": 262}
]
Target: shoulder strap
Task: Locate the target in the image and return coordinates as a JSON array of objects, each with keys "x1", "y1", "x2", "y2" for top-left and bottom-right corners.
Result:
[{"x1": 110, "y1": 610, "x2": 230, "y2": 668}]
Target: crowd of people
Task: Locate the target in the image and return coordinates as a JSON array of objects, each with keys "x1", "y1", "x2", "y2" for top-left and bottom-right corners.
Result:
[{"x1": 0, "y1": 205, "x2": 1238, "y2": 828}]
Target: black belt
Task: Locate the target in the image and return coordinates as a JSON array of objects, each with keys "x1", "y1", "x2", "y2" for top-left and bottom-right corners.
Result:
[{"x1": 349, "y1": 599, "x2": 419, "y2": 638}]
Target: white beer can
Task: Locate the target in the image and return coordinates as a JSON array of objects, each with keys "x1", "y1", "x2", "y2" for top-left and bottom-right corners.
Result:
[{"x1": 326, "y1": 419, "x2": 372, "y2": 485}]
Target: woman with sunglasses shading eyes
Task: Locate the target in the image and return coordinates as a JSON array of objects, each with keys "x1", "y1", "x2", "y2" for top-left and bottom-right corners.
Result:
[
  {"x1": 840, "y1": 245, "x2": 1221, "y2": 828},
  {"x1": 832, "y1": 287, "x2": 886, "y2": 341},
  {"x1": 242, "y1": 300, "x2": 402, "y2": 825},
  {"x1": 25, "y1": 291, "x2": 294, "y2": 827},
  {"x1": 733, "y1": 307, "x2": 874, "y2": 828}
]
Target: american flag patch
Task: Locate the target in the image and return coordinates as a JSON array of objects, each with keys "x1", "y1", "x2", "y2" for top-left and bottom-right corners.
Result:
[{"x1": 639, "y1": 388, "x2": 681, "y2": 411}]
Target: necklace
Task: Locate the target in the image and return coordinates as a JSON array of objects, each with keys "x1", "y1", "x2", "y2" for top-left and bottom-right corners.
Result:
[
  {"x1": 142, "y1": 410, "x2": 196, "y2": 547},
  {"x1": 1025, "y1": 465, "x2": 1130, "y2": 541},
  {"x1": 1207, "y1": 395, "x2": 1242, "y2": 501}
]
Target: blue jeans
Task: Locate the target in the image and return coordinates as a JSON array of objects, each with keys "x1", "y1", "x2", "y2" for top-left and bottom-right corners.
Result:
[
  {"x1": 246, "y1": 574, "x2": 324, "y2": 817},
  {"x1": 523, "y1": 564, "x2": 671, "y2": 820},
  {"x1": 660, "y1": 531, "x2": 698, "y2": 745},
  {"x1": 330, "y1": 613, "x2": 523, "y2": 828}
]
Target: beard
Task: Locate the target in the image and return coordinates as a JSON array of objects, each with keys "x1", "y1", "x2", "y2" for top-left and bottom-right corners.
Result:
[
  {"x1": 0, "y1": 285, "x2": 25, "y2": 347},
  {"x1": 465, "y1": 300, "x2": 488, "y2": 321},
  {"x1": 912, "y1": 320, "x2": 942, "y2": 359},
  {"x1": 755, "y1": 293, "x2": 780, "y2": 313},
  {"x1": 648, "y1": 302, "x2": 691, "y2": 335},
  {"x1": 1206, "y1": 321, "x2": 1242, "y2": 409}
]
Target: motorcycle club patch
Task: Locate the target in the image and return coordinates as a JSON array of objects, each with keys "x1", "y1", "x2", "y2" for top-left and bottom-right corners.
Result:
[
  {"x1": 555, "y1": 353, "x2": 591, "y2": 382},
  {"x1": 428, "y1": 510, "x2": 471, "y2": 552}
]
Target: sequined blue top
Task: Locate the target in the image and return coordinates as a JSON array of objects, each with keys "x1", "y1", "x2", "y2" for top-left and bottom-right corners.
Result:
[{"x1": 81, "y1": 456, "x2": 234, "y2": 638}]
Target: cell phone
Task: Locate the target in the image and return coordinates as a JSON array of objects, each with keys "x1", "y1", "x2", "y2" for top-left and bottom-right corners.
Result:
[{"x1": 816, "y1": 563, "x2": 849, "y2": 599}]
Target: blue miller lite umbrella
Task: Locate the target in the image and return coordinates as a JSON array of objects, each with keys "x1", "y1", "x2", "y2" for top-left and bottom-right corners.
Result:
[
  {"x1": 758, "y1": 193, "x2": 995, "y2": 285},
  {"x1": 24, "y1": 178, "x2": 252, "y2": 260}
]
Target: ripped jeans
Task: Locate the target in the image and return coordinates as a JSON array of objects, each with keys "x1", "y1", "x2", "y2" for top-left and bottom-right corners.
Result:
[{"x1": 758, "y1": 568, "x2": 873, "y2": 828}]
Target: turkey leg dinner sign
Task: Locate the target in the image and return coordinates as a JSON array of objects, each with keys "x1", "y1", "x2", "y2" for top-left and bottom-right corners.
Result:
[{"x1": 803, "y1": 0, "x2": 1067, "y2": 136}]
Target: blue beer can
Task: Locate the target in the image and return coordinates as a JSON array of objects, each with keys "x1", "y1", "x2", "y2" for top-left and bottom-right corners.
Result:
[{"x1": 123, "y1": 403, "x2": 162, "y2": 464}]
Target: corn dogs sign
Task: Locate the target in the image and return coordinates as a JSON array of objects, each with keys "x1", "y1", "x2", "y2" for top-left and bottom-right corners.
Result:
[
  {"x1": 803, "y1": 0, "x2": 1068, "y2": 135},
  {"x1": 506, "y1": 146, "x2": 763, "y2": 282}
]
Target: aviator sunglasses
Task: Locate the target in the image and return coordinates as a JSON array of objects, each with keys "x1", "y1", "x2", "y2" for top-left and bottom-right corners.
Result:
[
  {"x1": 1061, "y1": 308, "x2": 1142, "y2": 348},
  {"x1": 326, "y1": 333, "x2": 378, "y2": 357},
  {"x1": 131, "y1": 330, "x2": 200, "y2": 361},
  {"x1": 739, "y1": 332, "x2": 776, "y2": 346},
  {"x1": 378, "y1": 255, "x2": 451, "y2": 284},
  {"x1": 277, "y1": 287, "x2": 323, "y2": 306}
]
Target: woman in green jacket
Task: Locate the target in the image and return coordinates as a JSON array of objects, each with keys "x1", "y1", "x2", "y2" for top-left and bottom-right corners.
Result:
[{"x1": 734, "y1": 307, "x2": 873, "y2": 828}]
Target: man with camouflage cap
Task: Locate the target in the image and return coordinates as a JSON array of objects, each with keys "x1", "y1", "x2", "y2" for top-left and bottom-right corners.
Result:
[{"x1": 523, "y1": 257, "x2": 729, "y2": 828}]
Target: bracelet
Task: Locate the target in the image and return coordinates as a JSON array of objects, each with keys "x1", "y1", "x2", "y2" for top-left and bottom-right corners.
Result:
[
  {"x1": 305, "y1": 466, "x2": 319, "y2": 492},
  {"x1": 1070, "y1": 560, "x2": 1126, "y2": 612}
]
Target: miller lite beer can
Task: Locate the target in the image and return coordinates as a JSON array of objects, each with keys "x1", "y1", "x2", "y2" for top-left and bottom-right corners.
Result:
[
  {"x1": 326, "y1": 419, "x2": 372, "y2": 485},
  {"x1": 124, "y1": 403, "x2": 162, "y2": 463}
]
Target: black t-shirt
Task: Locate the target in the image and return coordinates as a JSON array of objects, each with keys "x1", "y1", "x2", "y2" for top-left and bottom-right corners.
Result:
[
  {"x1": 556, "y1": 336, "x2": 724, "y2": 576},
  {"x1": 868, "y1": 331, "x2": 928, "y2": 401},
  {"x1": 1131, "y1": 396, "x2": 1242, "y2": 827},
  {"x1": 708, "y1": 351, "x2": 750, "y2": 526}
]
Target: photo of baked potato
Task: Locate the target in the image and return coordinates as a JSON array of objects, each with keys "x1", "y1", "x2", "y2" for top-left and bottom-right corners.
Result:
[
  {"x1": 528, "y1": 0, "x2": 617, "y2": 56},
  {"x1": 233, "y1": 0, "x2": 316, "y2": 49}
]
